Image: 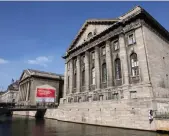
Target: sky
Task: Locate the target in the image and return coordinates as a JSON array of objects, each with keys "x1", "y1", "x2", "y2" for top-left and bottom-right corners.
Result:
[{"x1": 0, "y1": 1, "x2": 168, "y2": 90}]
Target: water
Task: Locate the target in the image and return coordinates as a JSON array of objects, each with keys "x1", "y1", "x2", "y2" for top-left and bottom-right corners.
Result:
[{"x1": 0, "y1": 115, "x2": 168, "y2": 136}]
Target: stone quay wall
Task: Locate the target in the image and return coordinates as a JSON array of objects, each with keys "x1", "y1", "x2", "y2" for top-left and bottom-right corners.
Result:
[{"x1": 14, "y1": 98, "x2": 159, "y2": 131}]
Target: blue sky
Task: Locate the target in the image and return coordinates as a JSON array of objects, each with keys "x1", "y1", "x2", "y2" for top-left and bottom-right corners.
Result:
[{"x1": 0, "y1": 1, "x2": 168, "y2": 90}]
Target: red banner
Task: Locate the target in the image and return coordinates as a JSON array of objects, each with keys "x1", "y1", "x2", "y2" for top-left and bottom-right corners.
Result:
[{"x1": 36, "y1": 88, "x2": 55, "y2": 98}]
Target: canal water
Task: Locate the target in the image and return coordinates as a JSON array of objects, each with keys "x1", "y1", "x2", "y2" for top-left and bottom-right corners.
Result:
[{"x1": 0, "y1": 115, "x2": 168, "y2": 136}]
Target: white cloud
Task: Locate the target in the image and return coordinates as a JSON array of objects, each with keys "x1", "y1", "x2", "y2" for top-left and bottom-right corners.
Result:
[
  {"x1": 0, "y1": 58, "x2": 9, "y2": 64},
  {"x1": 27, "y1": 56, "x2": 53, "y2": 67}
]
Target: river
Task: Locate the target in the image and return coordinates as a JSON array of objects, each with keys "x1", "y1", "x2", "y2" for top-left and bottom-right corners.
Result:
[{"x1": 0, "y1": 115, "x2": 168, "y2": 136}]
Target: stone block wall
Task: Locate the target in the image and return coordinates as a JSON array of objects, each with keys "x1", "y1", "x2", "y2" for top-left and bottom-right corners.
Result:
[
  {"x1": 45, "y1": 97, "x2": 156, "y2": 131},
  {"x1": 29, "y1": 77, "x2": 60, "y2": 105}
]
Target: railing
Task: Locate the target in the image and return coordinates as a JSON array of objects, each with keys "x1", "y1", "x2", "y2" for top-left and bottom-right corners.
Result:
[
  {"x1": 13, "y1": 103, "x2": 58, "y2": 109},
  {"x1": 154, "y1": 111, "x2": 169, "y2": 119}
]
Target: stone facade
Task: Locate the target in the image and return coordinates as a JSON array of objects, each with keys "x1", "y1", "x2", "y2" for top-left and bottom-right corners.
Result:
[
  {"x1": 58, "y1": 6, "x2": 169, "y2": 131},
  {"x1": 0, "y1": 80, "x2": 19, "y2": 103},
  {"x1": 17, "y1": 69, "x2": 64, "y2": 106}
]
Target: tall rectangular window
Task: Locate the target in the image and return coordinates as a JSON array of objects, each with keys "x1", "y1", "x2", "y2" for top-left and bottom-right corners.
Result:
[
  {"x1": 128, "y1": 33, "x2": 136, "y2": 45},
  {"x1": 82, "y1": 70, "x2": 85, "y2": 86},
  {"x1": 74, "y1": 73, "x2": 77, "y2": 88},
  {"x1": 113, "y1": 40, "x2": 119, "y2": 51},
  {"x1": 91, "y1": 51, "x2": 95, "y2": 60},
  {"x1": 102, "y1": 46, "x2": 106, "y2": 56},
  {"x1": 67, "y1": 76, "x2": 70, "y2": 89},
  {"x1": 102, "y1": 63, "x2": 107, "y2": 82}
]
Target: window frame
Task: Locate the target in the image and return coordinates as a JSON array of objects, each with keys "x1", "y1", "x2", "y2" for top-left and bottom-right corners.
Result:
[
  {"x1": 81, "y1": 70, "x2": 85, "y2": 87},
  {"x1": 114, "y1": 58, "x2": 122, "y2": 80},
  {"x1": 130, "y1": 53, "x2": 139, "y2": 77},
  {"x1": 91, "y1": 51, "x2": 95, "y2": 60},
  {"x1": 91, "y1": 67, "x2": 96, "y2": 85},
  {"x1": 67, "y1": 76, "x2": 70, "y2": 89},
  {"x1": 102, "y1": 46, "x2": 106, "y2": 56},
  {"x1": 112, "y1": 39, "x2": 119, "y2": 51},
  {"x1": 127, "y1": 32, "x2": 136, "y2": 45},
  {"x1": 102, "y1": 63, "x2": 107, "y2": 83},
  {"x1": 73, "y1": 72, "x2": 77, "y2": 88}
]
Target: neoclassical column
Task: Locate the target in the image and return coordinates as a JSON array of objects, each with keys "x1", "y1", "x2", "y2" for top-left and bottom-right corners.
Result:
[
  {"x1": 69, "y1": 59, "x2": 74, "y2": 94},
  {"x1": 95, "y1": 46, "x2": 101, "y2": 89},
  {"x1": 21, "y1": 85, "x2": 23, "y2": 101},
  {"x1": 24, "y1": 83, "x2": 26, "y2": 101},
  {"x1": 76, "y1": 56, "x2": 81, "y2": 92},
  {"x1": 26, "y1": 82, "x2": 30, "y2": 101},
  {"x1": 119, "y1": 34, "x2": 129, "y2": 85},
  {"x1": 85, "y1": 51, "x2": 90, "y2": 91},
  {"x1": 18, "y1": 86, "x2": 21, "y2": 102},
  {"x1": 23, "y1": 84, "x2": 26, "y2": 101},
  {"x1": 106, "y1": 40, "x2": 113, "y2": 87},
  {"x1": 63, "y1": 62, "x2": 68, "y2": 97}
]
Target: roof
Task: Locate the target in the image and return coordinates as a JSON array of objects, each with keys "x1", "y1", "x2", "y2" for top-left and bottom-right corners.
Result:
[
  {"x1": 20, "y1": 69, "x2": 64, "y2": 81},
  {"x1": 7, "y1": 80, "x2": 19, "y2": 91}
]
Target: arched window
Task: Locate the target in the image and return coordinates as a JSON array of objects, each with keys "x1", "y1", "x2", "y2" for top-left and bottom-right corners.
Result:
[
  {"x1": 91, "y1": 67, "x2": 95, "y2": 85},
  {"x1": 102, "y1": 63, "x2": 107, "y2": 82},
  {"x1": 82, "y1": 70, "x2": 85, "y2": 86},
  {"x1": 130, "y1": 53, "x2": 139, "y2": 76},
  {"x1": 67, "y1": 76, "x2": 70, "y2": 89},
  {"x1": 115, "y1": 58, "x2": 122, "y2": 79},
  {"x1": 87, "y1": 32, "x2": 93, "y2": 39},
  {"x1": 74, "y1": 73, "x2": 77, "y2": 88}
]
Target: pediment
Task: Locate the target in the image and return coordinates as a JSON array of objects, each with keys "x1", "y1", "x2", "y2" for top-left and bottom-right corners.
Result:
[
  {"x1": 20, "y1": 70, "x2": 30, "y2": 81},
  {"x1": 68, "y1": 19, "x2": 119, "y2": 51}
]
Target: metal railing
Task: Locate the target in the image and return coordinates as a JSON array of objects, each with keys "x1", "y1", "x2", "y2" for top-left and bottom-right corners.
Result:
[{"x1": 154, "y1": 111, "x2": 169, "y2": 119}]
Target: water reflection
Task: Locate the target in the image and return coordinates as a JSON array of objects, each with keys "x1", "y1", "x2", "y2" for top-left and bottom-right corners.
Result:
[{"x1": 0, "y1": 115, "x2": 168, "y2": 136}]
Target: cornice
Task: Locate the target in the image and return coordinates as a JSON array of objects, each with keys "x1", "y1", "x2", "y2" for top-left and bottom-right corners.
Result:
[{"x1": 65, "y1": 19, "x2": 142, "y2": 62}]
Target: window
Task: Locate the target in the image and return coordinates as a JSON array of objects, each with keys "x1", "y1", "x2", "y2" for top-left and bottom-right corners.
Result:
[
  {"x1": 87, "y1": 32, "x2": 93, "y2": 39},
  {"x1": 91, "y1": 51, "x2": 95, "y2": 60},
  {"x1": 107, "y1": 92, "x2": 112, "y2": 100},
  {"x1": 113, "y1": 40, "x2": 119, "y2": 51},
  {"x1": 128, "y1": 33, "x2": 135, "y2": 45},
  {"x1": 91, "y1": 67, "x2": 95, "y2": 85},
  {"x1": 82, "y1": 70, "x2": 85, "y2": 86},
  {"x1": 67, "y1": 76, "x2": 70, "y2": 89},
  {"x1": 130, "y1": 53, "x2": 139, "y2": 76},
  {"x1": 102, "y1": 46, "x2": 106, "y2": 56},
  {"x1": 130, "y1": 91, "x2": 137, "y2": 99},
  {"x1": 74, "y1": 59, "x2": 77, "y2": 68},
  {"x1": 74, "y1": 73, "x2": 77, "y2": 88},
  {"x1": 112, "y1": 93, "x2": 119, "y2": 100},
  {"x1": 102, "y1": 63, "x2": 107, "y2": 82},
  {"x1": 115, "y1": 58, "x2": 122, "y2": 79},
  {"x1": 67, "y1": 62, "x2": 70, "y2": 70},
  {"x1": 81, "y1": 56, "x2": 85, "y2": 64}
]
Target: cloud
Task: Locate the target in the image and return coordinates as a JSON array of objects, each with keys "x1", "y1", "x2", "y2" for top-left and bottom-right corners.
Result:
[
  {"x1": 0, "y1": 58, "x2": 9, "y2": 64},
  {"x1": 27, "y1": 56, "x2": 53, "y2": 67}
]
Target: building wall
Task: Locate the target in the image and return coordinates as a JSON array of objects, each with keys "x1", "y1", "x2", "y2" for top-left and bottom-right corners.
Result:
[
  {"x1": 143, "y1": 24, "x2": 169, "y2": 113},
  {"x1": 29, "y1": 77, "x2": 60, "y2": 105},
  {"x1": 0, "y1": 91, "x2": 18, "y2": 103},
  {"x1": 59, "y1": 21, "x2": 156, "y2": 130}
]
